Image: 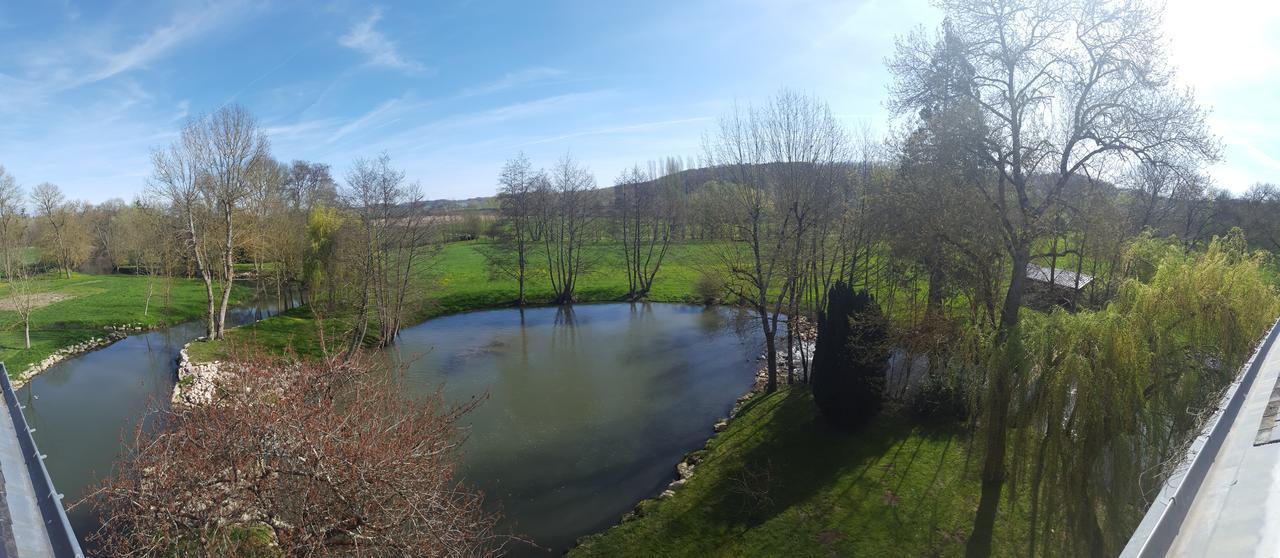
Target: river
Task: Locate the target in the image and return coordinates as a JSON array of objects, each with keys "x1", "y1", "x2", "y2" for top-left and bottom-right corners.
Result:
[{"x1": 16, "y1": 302, "x2": 764, "y2": 555}]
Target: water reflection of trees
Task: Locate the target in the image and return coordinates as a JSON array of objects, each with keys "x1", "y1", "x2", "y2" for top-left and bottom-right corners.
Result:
[{"x1": 552, "y1": 305, "x2": 580, "y2": 351}]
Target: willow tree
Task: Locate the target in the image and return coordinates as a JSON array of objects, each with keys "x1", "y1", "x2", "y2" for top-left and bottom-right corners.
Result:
[
  {"x1": 890, "y1": 1, "x2": 1219, "y2": 554},
  {"x1": 1012, "y1": 233, "x2": 1279, "y2": 556}
]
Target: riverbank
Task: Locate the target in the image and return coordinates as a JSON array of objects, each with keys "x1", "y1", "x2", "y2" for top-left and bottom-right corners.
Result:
[
  {"x1": 172, "y1": 342, "x2": 229, "y2": 407},
  {"x1": 568, "y1": 387, "x2": 1025, "y2": 557},
  {"x1": 0, "y1": 273, "x2": 251, "y2": 379},
  {"x1": 13, "y1": 330, "x2": 126, "y2": 388}
]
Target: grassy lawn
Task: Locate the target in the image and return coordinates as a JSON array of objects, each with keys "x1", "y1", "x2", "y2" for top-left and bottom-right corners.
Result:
[
  {"x1": 0, "y1": 273, "x2": 250, "y2": 375},
  {"x1": 187, "y1": 241, "x2": 726, "y2": 361},
  {"x1": 571, "y1": 388, "x2": 1027, "y2": 557}
]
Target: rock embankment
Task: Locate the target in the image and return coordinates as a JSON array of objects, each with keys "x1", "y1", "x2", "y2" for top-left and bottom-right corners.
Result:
[
  {"x1": 15, "y1": 330, "x2": 128, "y2": 388},
  {"x1": 172, "y1": 343, "x2": 232, "y2": 407},
  {"x1": 614, "y1": 316, "x2": 817, "y2": 528},
  {"x1": 104, "y1": 322, "x2": 147, "y2": 333}
]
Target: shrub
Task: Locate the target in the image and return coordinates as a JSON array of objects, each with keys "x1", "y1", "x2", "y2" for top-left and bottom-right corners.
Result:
[
  {"x1": 811, "y1": 281, "x2": 889, "y2": 429},
  {"x1": 91, "y1": 353, "x2": 502, "y2": 557},
  {"x1": 694, "y1": 270, "x2": 727, "y2": 305},
  {"x1": 909, "y1": 367, "x2": 969, "y2": 422}
]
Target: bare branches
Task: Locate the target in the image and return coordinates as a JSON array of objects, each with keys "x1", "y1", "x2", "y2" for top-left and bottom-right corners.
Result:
[
  {"x1": 146, "y1": 104, "x2": 269, "y2": 339},
  {"x1": 0, "y1": 166, "x2": 24, "y2": 279},
  {"x1": 614, "y1": 158, "x2": 680, "y2": 300},
  {"x1": 702, "y1": 89, "x2": 849, "y2": 393},
  {"x1": 487, "y1": 153, "x2": 544, "y2": 305},
  {"x1": 341, "y1": 153, "x2": 440, "y2": 352},
  {"x1": 540, "y1": 154, "x2": 598, "y2": 305},
  {"x1": 30, "y1": 182, "x2": 89, "y2": 279},
  {"x1": 89, "y1": 353, "x2": 503, "y2": 557}
]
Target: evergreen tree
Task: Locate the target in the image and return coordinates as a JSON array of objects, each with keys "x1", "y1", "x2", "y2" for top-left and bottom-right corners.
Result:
[{"x1": 812, "y1": 281, "x2": 889, "y2": 429}]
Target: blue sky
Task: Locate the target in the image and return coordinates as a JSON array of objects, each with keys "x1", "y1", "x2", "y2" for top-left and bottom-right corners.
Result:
[{"x1": 0, "y1": 0, "x2": 1276, "y2": 202}]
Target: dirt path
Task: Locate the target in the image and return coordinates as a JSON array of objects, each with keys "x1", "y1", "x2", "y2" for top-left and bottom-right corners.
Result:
[{"x1": 0, "y1": 292, "x2": 71, "y2": 311}]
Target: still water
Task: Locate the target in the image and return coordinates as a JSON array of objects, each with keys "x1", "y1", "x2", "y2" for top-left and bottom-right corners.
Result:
[
  {"x1": 17, "y1": 302, "x2": 763, "y2": 555},
  {"x1": 391, "y1": 303, "x2": 762, "y2": 554}
]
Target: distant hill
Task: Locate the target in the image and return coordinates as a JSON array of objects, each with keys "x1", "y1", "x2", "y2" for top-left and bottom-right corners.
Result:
[
  {"x1": 422, "y1": 163, "x2": 878, "y2": 212},
  {"x1": 418, "y1": 163, "x2": 1143, "y2": 217},
  {"x1": 419, "y1": 196, "x2": 498, "y2": 212}
]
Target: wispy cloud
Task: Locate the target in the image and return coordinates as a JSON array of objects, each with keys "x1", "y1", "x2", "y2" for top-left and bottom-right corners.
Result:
[
  {"x1": 339, "y1": 8, "x2": 422, "y2": 72},
  {"x1": 328, "y1": 96, "x2": 408, "y2": 143},
  {"x1": 0, "y1": 1, "x2": 242, "y2": 113},
  {"x1": 83, "y1": 1, "x2": 241, "y2": 87},
  {"x1": 515, "y1": 116, "x2": 712, "y2": 147},
  {"x1": 459, "y1": 90, "x2": 612, "y2": 127},
  {"x1": 261, "y1": 116, "x2": 343, "y2": 140},
  {"x1": 459, "y1": 67, "x2": 566, "y2": 97},
  {"x1": 368, "y1": 90, "x2": 615, "y2": 154}
]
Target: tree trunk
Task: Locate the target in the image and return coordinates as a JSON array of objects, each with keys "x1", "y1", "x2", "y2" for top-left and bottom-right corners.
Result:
[
  {"x1": 760, "y1": 309, "x2": 778, "y2": 393},
  {"x1": 144, "y1": 278, "x2": 154, "y2": 317},
  {"x1": 926, "y1": 238, "x2": 946, "y2": 319},
  {"x1": 215, "y1": 203, "x2": 235, "y2": 339},
  {"x1": 966, "y1": 241, "x2": 1028, "y2": 558},
  {"x1": 516, "y1": 242, "x2": 526, "y2": 306},
  {"x1": 1027, "y1": 428, "x2": 1052, "y2": 557}
]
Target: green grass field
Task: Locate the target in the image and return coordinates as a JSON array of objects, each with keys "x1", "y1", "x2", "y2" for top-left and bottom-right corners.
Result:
[
  {"x1": 571, "y1": 388, "x2": 1026, "y2": 557},
  {"x1": 0, "y1": 273, "x2": 249, "y2": 375},
  {"x1": 186, "y1": 241, "x2": 728, "y2": 361}
]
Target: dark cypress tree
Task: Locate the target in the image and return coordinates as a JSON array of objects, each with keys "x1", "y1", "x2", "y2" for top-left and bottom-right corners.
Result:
[{"x1": 811, "y1": 281, "x2": 889, "y2": 429}]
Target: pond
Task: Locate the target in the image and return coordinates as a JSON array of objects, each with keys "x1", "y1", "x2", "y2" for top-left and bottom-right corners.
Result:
[
  {"x1": 392, "y1": 303, "x2": 763, "y2": 554},
  {"x1": 17, "y1": 302, "x2": 765, "y2": 555}
]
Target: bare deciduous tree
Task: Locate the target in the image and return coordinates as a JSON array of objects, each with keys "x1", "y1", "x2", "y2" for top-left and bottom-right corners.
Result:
[
  {"x1": 615, "y1": 159, "x2": 680, "y2": 300},
  {"x1": 149, "y1": 119, "x2": 219, "y2": 337},
  {"x1": 343, "y1": 153, "x2": 439, "y2": 354},
  {"x1": 539, "y1": 154, "x2": 598, "y2": 305},
  {"x1": 202, "y1": 105, "x2": 269, "y2": 338},
  {"x1": 0, "y1": 166, "x2": 24, "y2": 279},
  {"x1": 31, "y1": 182, "x2": 76, "y2": 278},
  {"x1": 486, "y1": 153, "x2": 545, "y2": 306},
  {"x1": 148, "y1": 105, "x2": 268, "y2": 339},
  {"x1": 9, "y1": 257, "x2": 37, "y2": 349},
  {"x1": 703, "y1": 89, "x2": 848, "y2": 393},
  {"x1": 1243, "y1": 183, "x2": 1280, "y2": 252}
]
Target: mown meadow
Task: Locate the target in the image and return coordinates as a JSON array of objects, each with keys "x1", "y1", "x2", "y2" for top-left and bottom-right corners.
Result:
[{"x1": 0, "y1": 273, "x2": 250, "y2": 374}]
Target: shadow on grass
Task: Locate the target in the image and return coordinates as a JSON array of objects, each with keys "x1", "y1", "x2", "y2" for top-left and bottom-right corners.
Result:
[
  {"x1": 692, "y1": 389, "x2": 901, "y2": 530},
  {"x1": 646, "y1": 387, "x2": 972, "y2": 556}
]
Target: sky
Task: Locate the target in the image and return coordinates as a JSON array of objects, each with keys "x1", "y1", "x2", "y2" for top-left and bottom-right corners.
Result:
[{"x1": 0, "y1": 0, "x2": 1276, "y2": 203}]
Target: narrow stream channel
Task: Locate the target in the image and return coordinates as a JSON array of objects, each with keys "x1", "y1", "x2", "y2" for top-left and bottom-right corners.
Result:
[
  {"x1": 16, "y1": 301, "x2": 765, "y2": 555},
  {"x1": 17, "y1": 301, "x2": 287, "y2": 542}
]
